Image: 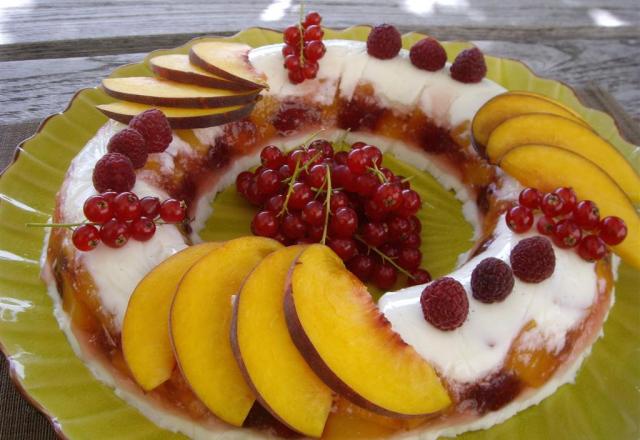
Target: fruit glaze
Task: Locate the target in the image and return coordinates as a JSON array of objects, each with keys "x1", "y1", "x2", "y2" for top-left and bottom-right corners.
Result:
[{"x1": 41, "y1": 22, "x2": 627, "y2": 440}]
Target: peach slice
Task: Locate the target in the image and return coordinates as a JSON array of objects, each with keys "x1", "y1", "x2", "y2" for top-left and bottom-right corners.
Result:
[
  {"x1": 284, "y1": 244, "x2": 451, "y2": 417},
  {"x1": 97, "y1": 100, "x2": 256, "y2": 129},
  {"x1": 500, "y1": 144, "x2": 640, "y2": 269},
  {"x1": 486, "y1": 113, "x2": 640, "y2": 203},
  {"x1": 189, "y1": 41, "x2": 267, "y2": 90},
  {"x1": 122, "y1": 242, "x2": 221, "y2": 391},
  {"x1": 232, "y1": 245, "x2": 334, "y2": 437},
  {"x1": 170, "y1": 236, "x2": 282, "y2": 426},
  {"x1": 102, "y1": 77, "x2": 260, "y2": 108},
  {"x1": 150, "y1": 54, "x2": 251, "y2": 91},
  {"x1": 471, "y1": 91, "x2": 587, "y2": 150}
]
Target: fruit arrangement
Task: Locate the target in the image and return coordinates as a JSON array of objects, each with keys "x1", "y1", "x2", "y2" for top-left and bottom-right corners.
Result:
[
  {"x1": 235, "y1": 137, "x2": 431, "y2": 290},
  {"x1": 30, "y1": 110, "x2": 187, "y2": 250},
  {"x1": 283, "y1": 10, "x2": 327, "y2": 83},
  {"x1": 97, "y1": 41, "x2": 265, "y2": 129},
  {"x1": 506, "y1": 186, "x2": 627, "y2": 261},
  {"x1": 472, "y1": 90, "x2": 640, "y2": 268},
  {"x1": 123, "y1": 237, "x2": 451, "y2": 438}
]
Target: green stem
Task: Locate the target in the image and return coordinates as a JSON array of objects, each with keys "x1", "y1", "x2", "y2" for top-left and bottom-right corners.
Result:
[
  {"x1": 332, "y1": 129, "x2": 351, "y2": 152},
  {"x1": 278, "y1": 147, "x2": 324, "y2": 217},
  {"x1": 354, "y1": 235, "x2": 415, "y2": 279},
  {"x1": 321, "y1": 164, "x2": 332, "y2": 245},
  {"x1": 301, "y1": 128, "x2": 325, "y2": 148},
  {"x1": 368, "y1": 163, "x2": 388, "y2": 184}
]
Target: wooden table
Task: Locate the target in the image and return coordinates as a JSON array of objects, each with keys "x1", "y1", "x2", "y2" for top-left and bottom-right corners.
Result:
[{"x1": 0, "y1": 1, "x2": 638, "y2": 438}]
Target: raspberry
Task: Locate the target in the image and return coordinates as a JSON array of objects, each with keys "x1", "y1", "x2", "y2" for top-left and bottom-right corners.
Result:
[
  {"x1": 366, "y1": 24, "x2": 402, "y2": 60},
  {"x1": 106, "y1": 128, "x2": 148, "y2": 169},
  {"x1": 409, "y1": 38, "x2": 447, "y2": 71},
  {"x1": 420, "y1": 277, "x2": 468, "y2": 331},
  {"x1": 470, "y1": 257, "x2": 514, "y2": 303},
  {"x1": 92, "y1": 152, "x2": 136, "y2": 193},
  {"x1": 450, "y1": 47, "x2": 487, "y2": 83},
  {"x1": 128, "y1": 109, "x2": 172, "y2": 153},
  {"x1": 510, "y1": 236, "x2": 555, "y2": 283}
]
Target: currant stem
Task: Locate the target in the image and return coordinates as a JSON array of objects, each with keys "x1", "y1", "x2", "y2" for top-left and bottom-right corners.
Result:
[
  {"x1": 321, "y1": 164, "x2": 332, "y2": 245},
  {"x1": 278, "y1": 149, "x2": 324, "y2": 217},
  {"x1": 332, "y1": 129, "x2": 351, "y2": 152},
  {"x1": 354, "y1": 235, "x2": 415, "y2": 279},
  {"x1": 301, "y1": 128, "x2": 325, "y2": 148},
  {"x1": 368, "y1": 163, "x2": 388, "y2": 183}
]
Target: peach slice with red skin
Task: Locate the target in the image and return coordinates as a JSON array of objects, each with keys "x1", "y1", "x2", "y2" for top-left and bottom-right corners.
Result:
[
  {"x1": 101, "y1": 77, "x2": 260, "y2": 108},
  {"x1": 170, "y1": 236, "x2": 282, "y2": 426},
  {"x1": 231, "y1": 245, "x2": 334, "y2": 437},
  {"x1": 471, "y1": 91, "x2": 587, "y2": 151},
  {"x1": 97, "y1": 100, "x2": 256, "y2": 129},
  {"x1": 149, "y1": 54, "x2": 252, "y2": 91},
  {"x1": 499, "y1": 144, "x2": 640, "y2": 269},
  {"x1": 486, "y1": 113, "x2": 640, "y2": 203},
  {"x1": 189, "y1": 41, "x2": 267, "y2": 90},
  {"x1": 122, "y1": 242, "x2": 222, "y2": 391},
  {"x1": 284, "y1": 244, "x2": 451, "y2": 417}
]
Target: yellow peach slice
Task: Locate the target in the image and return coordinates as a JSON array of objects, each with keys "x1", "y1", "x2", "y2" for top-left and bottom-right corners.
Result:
[
  {"x1": 284, "y1": 244, "x2": 451, "y2": 417},
  {"x1": 486, "y1": 113, "x2": 640, "y2": 203},
  {"x1": 471, "y1": 91, "x2": 587, "y2": 150},
  {"x1": 500, "y1": 145, "x2": 640, "y2": 269},
  {"x1": 232, "y1": 245, "x2": 333, "y2": 437},
  {"x1": 122, "y1": 242, "x2": 222, "y2": 391},
  {"x1": 97, "y1": 100, "x2": 256, "y2": 129},
  {"x1": 149, "y1": 54, "x2": 250, "y2": 91},
  {"x1": 190, "y1": 41, "x2": 267, "y2": 90},
  {"x1": 102, "y1": 77, "x2": 260, "y2": 108},
  {"x1": 170, "y1": 236, "x2": 282, "y2": 426}
]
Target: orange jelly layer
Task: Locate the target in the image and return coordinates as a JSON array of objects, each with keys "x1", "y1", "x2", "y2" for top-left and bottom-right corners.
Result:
[{"x1": 48, "y1": 89, "x2": 614, "y2": 437}]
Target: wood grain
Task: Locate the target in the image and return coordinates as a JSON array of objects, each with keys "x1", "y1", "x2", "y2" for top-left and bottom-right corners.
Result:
[
  {"x1": 1, "y1": 0, "x2": 638, "y2": 47},
  {"x1": 1, "y1": 38, "x2": 638, "y2": 125}
]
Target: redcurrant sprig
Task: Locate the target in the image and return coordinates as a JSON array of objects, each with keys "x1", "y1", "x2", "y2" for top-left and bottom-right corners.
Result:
[
  {"x1": 28, "y1": 193, "x2": 188, "y2": 251},
  {"x1": 237, "y1": 137, "x2": 426, "y2": 290},
  {"x1": 505, "y1": 186, "x2": 627, "y2": 262},
  {"x1": 282, "y1": 6, "x2": 326, "y2": 84}
]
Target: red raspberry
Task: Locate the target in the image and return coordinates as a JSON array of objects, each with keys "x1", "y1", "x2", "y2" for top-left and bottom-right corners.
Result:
[
  {"x1": 106, "y1": 128, "x2": 148, "y2": 169},
  {"x1": 409, "y1": 38, "x2": 447, "y2": 71},
  {"x1": 366, "y1": 24, "x2": 402, "y2": 60},
  {"x1": 420, "y1": 277, "x2": 469, "y2": 331},
  {"x1": 510, "y1": 237, "x2": 555, "y2": 283},
  {"x1": 92, "y1": 152, "x2": 136, "y2": 193},
  {"x1": 128, "y1": 109, "x2": 172, "y2": 153},
  {"x1": 470, "y1": 257, "x2": 514, "y2": 303},
  {"x1": 450, "y1": 47, "x2": 487, "y2": 83}
]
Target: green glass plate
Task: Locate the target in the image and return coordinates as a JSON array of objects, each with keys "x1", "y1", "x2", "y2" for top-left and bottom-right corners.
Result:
[{"x1": 0, "y1": 26, "x2": 638, "y2": 439}]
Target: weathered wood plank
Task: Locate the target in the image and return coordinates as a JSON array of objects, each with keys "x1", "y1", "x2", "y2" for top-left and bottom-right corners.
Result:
[
  {"x1": 1, "y1": 39, "x2": 638, "y2": 126},
  {"x1": 0, "y1": 0, "x2": 639, "y2": 60}
]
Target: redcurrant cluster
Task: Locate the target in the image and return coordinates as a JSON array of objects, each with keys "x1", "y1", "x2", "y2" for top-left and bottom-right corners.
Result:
[
  {"x1": 282, "y1": 11, "x2": 326, "y2": 84},
  {"x1": 235, "y1": 138, "x2": 431, "y2": 290},
  {"x1": 506, "y1": 186, "x2": 627, "y2": 262},
  {"x1": 71, "y1": 192, "x2": 186, "y2": 251}
]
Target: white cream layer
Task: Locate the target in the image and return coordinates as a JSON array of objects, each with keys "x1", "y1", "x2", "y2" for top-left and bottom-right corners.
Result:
[
  {"x1": 379, "y1": 219, "x2": 598, "y2": 383},
  {"x1": 59, "y1": 121, "x2": 188, "y2": 329},
  {"x1": 249, "y1": 40, "x2": 506, "y2": 128}
]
